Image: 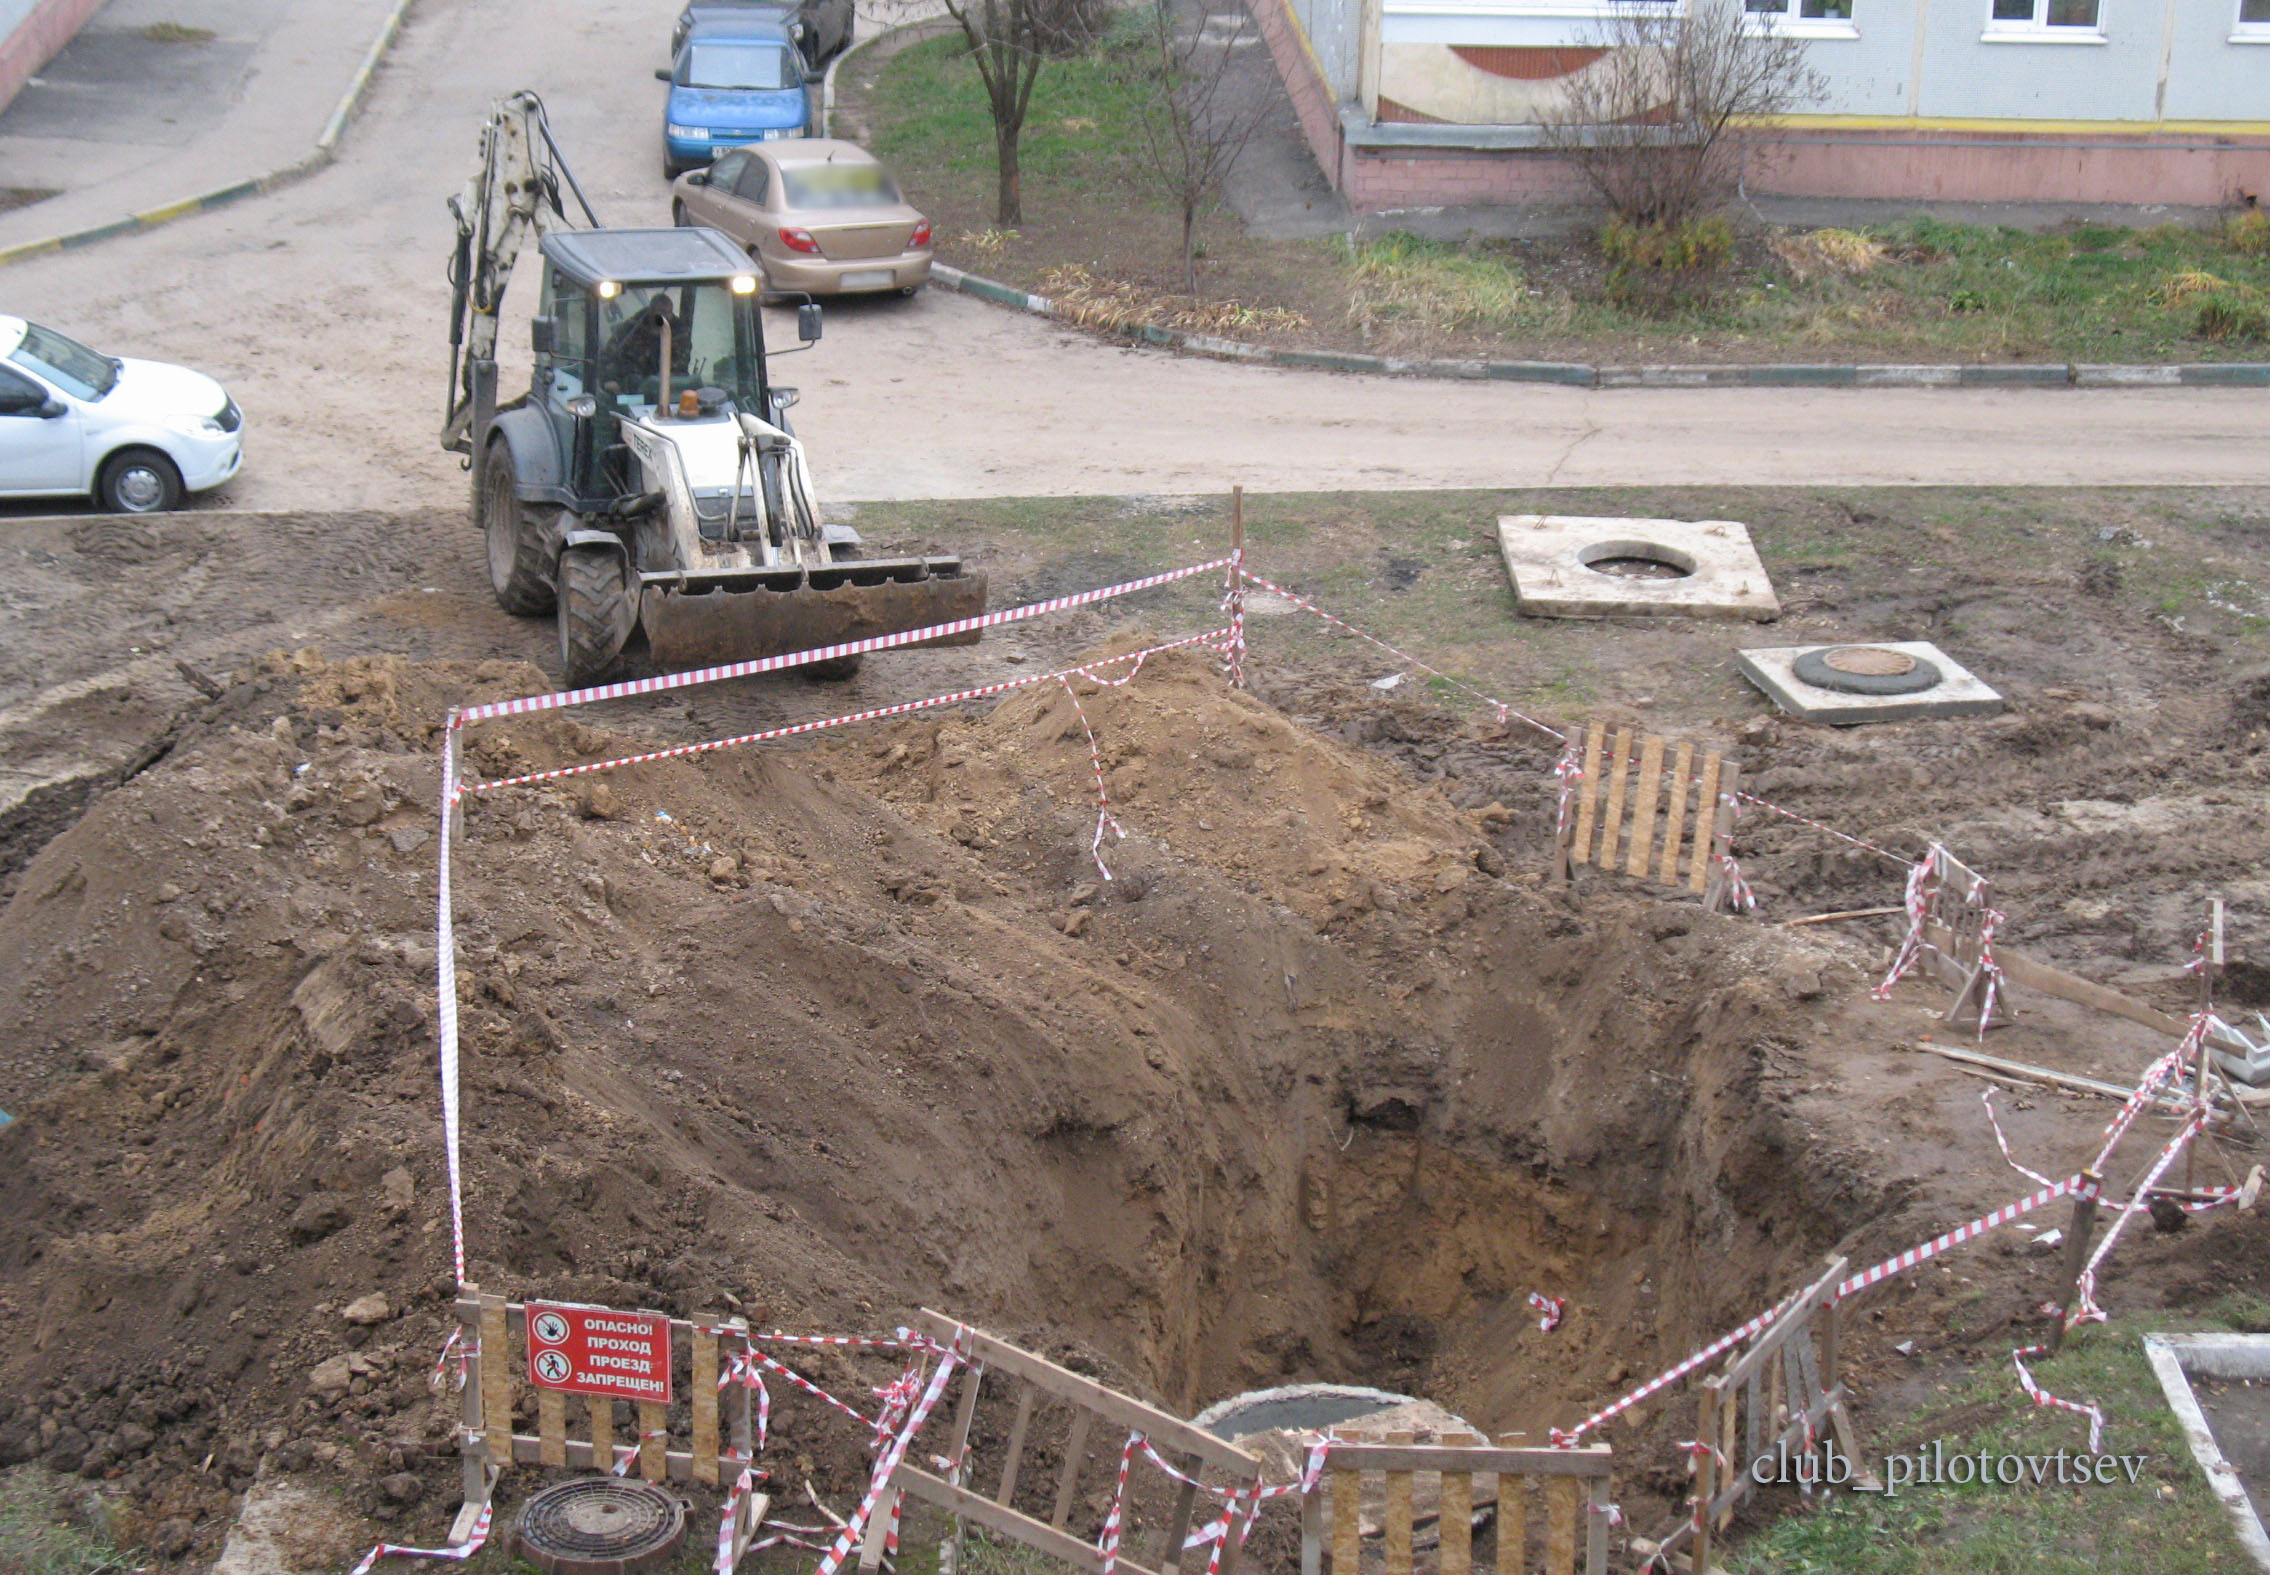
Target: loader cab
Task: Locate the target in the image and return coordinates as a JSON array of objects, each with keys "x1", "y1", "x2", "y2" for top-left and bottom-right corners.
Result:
[{"x1": 529, "y1": 226, "x2": 779, "y2": 503}]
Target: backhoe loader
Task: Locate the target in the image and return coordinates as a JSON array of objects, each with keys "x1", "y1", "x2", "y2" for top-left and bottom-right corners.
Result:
[{"x1": 443, "y1": 92, "x2": 983, "y2": 683}]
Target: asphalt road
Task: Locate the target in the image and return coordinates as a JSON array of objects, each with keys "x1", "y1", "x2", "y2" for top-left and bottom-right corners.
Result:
[{"x1": 1, "y1": 0, "x2": 2263, "y2": 513}]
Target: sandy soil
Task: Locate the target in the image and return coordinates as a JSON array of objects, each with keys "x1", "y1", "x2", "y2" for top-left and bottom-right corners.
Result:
[{"x1": 1, "y1": 483, "x2": 2266, "y2": 1567}]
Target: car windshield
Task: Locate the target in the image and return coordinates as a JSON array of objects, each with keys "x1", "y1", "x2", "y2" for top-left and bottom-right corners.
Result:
[
  {"x1": 781, "y1": 163, "x2": 899, "y2": 209},
  {"x1": 9, "y1": 321, "x2": 119, "y2": 400},
  {"x1": 683, "y1": 42, "x2": 796, "y2": 89},
  {"x1": 593, "y1": 280, "x2": 763, "y2": 413}
]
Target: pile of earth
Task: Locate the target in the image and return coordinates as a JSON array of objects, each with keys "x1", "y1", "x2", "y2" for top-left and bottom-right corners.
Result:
[{"x1": 0, "y1": 638, "x2": 2239, "y2": 1567}]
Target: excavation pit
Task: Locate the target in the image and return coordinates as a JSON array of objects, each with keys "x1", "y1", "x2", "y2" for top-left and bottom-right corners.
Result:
[{"x1": 1497, "y1": 516, "x2": 1779, "y2": 621}]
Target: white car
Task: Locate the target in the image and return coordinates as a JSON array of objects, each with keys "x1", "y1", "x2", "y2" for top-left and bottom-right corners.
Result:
[{"x1": 0, "y1": 315, "x2": 243, "y2": 512}]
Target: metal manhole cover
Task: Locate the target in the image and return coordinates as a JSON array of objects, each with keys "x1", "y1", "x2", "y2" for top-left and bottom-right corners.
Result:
[
  {"x1": 519, "y1": 1478, "x2": 687, "y2": 1574},
  {"x1": 1820, "y1": 645, "x2": 1918, "y2": 677},
  {"x1": 1792, "y1": 645, "x2": 1944, "y2": 696}
]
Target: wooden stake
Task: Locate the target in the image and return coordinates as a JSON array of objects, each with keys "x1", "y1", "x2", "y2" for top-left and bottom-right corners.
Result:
[
  {"x1": 1660, "y1": 740, "x2": 1695, "y2": 887},
  {"x1": 1627, "y1": 733, "x2": 1666, "y2": 879},
  {"x1": 1228, "y1": 487, "x2": 1246, "y2": 689},
  {"x1": 1572, "y1": 724, "x2": 1605, "y2": 870},
  {"x1": 1545, "y1": 1476, "x2": 1578, "y2": 1575},
  {"x1": 1330, "y1": 1469, "x2": 1361, "y2": 1575},
  {"x1": 693, "y1": 1321, "x2": 721, "y2": 1486},
  {"x1": 1598, "y1": 728, "x2": 1632, "y2": 872},
  {"x1": 1688, "y1": 752, "x2": 1722, "y2": 895},
  {"x1": 1439, "y1": 1434, "x2": 1476, "y2": 1575},
  {"x1": 2049, "y1": 1170, "x2": 2102, "y2": 1352},
  {"x1": 457, "y1": 1288, "x2": 487, "y2": 1509},
  {"x1": 479, "y1": 1294, "x2": 513, "y2": 1483}
]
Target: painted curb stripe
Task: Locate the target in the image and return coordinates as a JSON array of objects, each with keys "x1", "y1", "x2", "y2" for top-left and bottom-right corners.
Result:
[{"x1": 0, "y1": 0, "x2": 414, "y2": 268}]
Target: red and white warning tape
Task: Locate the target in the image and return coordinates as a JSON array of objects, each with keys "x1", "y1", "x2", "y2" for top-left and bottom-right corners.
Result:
[
  {"x1": 812, "y1": 1332, "x2": 966, "y2": 1575},
  {"x1": 1833, "y1": 1173, "x2": 2096, "y2": 1302},
  {"x1": 346, "y1": 1504, "x2": 492, "y2": 1575},
  {"x1": 2009, "y1": 1343, "x2": 2105, "y2": 1454},
  {"x1": 1980, "y1": 1089, "x2": 2057, "y2": 1190},
  {"x1": 1733, "y1": 792, "x2": 1918, "y2": 870},
  {"x1": 453, "y1": 558, "x2": 1234, "y2": 728},
  {"x1": 2069, "y1": 1105, "x2": 2211, "y2": 1331},
  {"x1": 1872, "y1": 844, "x2": 1944, "y2": 1002},
  {"x1": 462, "y1": 630, "x2": 1229, "y2": 795},
  {"x1": 1233, "y1": 568, "x2": 1566, "y2": 743},
  {"x1": 1528, "y1": 1292, "x2": 1566, "y2": 1332}
]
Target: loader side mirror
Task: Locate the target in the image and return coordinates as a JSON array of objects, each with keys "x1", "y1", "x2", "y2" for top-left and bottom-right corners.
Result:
[
  {"x1": 797, "y1": 303, "x2": 823, "y2": 344},
  {"x1": 530, "y1": 315, "x2": 555, "y2": 355}
]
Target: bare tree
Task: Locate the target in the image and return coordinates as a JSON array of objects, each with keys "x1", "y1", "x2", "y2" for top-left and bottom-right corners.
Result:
[
  {"x1": 935, "y1": 0, "x2": 1103, "y2": 225},
  {"x1": 1537, "y1": 0, "x2": 1826, "y2": 229},
  {"x1": 1111, "y1": 0, "x2": 1271, "y2": 297}
]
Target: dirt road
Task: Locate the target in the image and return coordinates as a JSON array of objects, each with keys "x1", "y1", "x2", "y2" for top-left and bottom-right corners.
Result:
[{"x1": 0, "y1": 0, "x2": 2263, "y2": 512}]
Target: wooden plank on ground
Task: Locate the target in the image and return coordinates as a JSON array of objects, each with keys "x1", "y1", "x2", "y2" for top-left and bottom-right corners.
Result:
[
  {"x1": 1627, "y1": 734, "x2": 1666, "y2": 878},
  {"x1": 1546, "y1": 1476, "x2": 1579, "y2": 1575},
  {"x1": 1688, "y1": 752, "x2": 1721, "y2": 893},
  {"x1": 1383, "y1": 1431, "x2": 1414, "y2": 1575},
  {"x1": 479, "y1": 1294, "x2": 513, "y2": 1477},
  {"x1": 1321, "y1": 1445, "x2": 1612, "y2": 1477},
  {"x1": 538, "y1": 1386, "x2": 567, "y2": 1468},
  {"x1": 1598, "y1": 728, "x2": 1632, "y2": 872},
  {"x1": 1660, "y1": 740, "x2": 1694, "y2": 887},
  {"x1": 639, "y1": 1400, "x2": 668, "y2": 1482},
  {"x1": 1573, "y1": 724, "x2": 1604, "y2": 867},
  {"x1": 590, "y1": 1395, "x2": 613, "y2": 1469},
  {"x1": 914, "y1": 1311, "x2": 1257, "y2": 1473},
  {"x1": 998, "y1": 1385, "x2": 1037, "y2": 1507},
  {"x1": 888, "y1": 1466, "x2": 1169, "y2": 1575},
  {"x1": 693, "y1": 1322, "x2": 720, "y2": 1486},
  {"x1": 1331, "y1": 1471, "x2": 1361, "y2": 1575}
]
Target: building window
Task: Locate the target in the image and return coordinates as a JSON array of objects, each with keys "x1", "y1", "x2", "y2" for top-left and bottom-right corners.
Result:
[
  {"x1": 2238, "y1": 0, "x2": 2270, "y2": 42},
  {"x1": 1984, "y1": 0, "x2": 2104, "y2": 40},
  {"x1": 1745, "y1": 0, "x2": 1858, "y2": 36}
]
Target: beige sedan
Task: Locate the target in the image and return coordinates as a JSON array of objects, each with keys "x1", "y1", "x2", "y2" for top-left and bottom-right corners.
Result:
[{"x1": 671, "y1": 139, "x2": 932, "y2": 299}]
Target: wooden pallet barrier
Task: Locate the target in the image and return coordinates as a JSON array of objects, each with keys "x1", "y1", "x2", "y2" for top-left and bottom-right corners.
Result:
[
  {"x1": 1557, "y1": 722, "x2": 1742, "y2": 912},
  {"x1": 1297, "y1": 1433, "x2": 1614, "y2": 1575},
  {"x1": 447, "y1": 1288, "x2": 769, "y2": 1565},
  {"x1": 1642, "y1": 1258, "x2": 1869, "y2": 1575},
  {"x1": 866, "y1": 1309, "x2": 1268, "y2": 1575}
]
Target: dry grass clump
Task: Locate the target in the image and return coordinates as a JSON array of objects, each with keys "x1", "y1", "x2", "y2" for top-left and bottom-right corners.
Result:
[
  {"x1": 2156, "y1": 270, "x2": 2244, "y2": 307},
  {"x1": 1039, "y1": 264, "x2": 1307, "y2": 336},
  {"x1": 1769, "y1": 228, "x2": 1889, "y2": 282},
  {"x1": 1342, "y1": 232, "x2": 1547, "y2": 338}
]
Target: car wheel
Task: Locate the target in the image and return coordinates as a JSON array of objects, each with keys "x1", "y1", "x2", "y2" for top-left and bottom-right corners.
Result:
[
  {"x1": 95, "y1": 448, "x2": 183, "y2": 514},
  {"x1": 898, "y1": 284, "x2": 922, "y2": 298},
  {"x1": 672, "y1": 200, "x2": 690, "y2": 226},
  {"x1": 662, "y1": 155, "x2": 682, "y2": 180}
]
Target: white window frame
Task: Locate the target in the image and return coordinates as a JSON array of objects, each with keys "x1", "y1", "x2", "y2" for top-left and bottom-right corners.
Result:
[
  {"x1": 1982, "y1": 0, "x2": 2107, "y2": 44},
  {"x1": 1742, "y1": 0, "x2": 1859, "y2": 39},
  {"x1": 2235, "y1": 0, "x2": 2270, "y2": 45}
]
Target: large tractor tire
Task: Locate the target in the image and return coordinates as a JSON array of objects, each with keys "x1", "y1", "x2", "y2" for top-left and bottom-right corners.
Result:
[
  {"x1": 557, "y1": 544, "x2": 636, "y2": 685},
  {"x1": 483, "y1": 442, "x2": 556, "y2": 616}
]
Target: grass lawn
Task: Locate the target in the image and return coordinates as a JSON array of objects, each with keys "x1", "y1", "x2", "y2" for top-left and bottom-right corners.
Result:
[
  {"x1": 1727, "y1": 1299, "x2": 2270, "y2": 1575},
  {"x1": 846, "y1": 34, "x2": 2270, "y2": 365},
  {"x1": 0, "y1": 1467, "x2": 129, "y2": 1575}
]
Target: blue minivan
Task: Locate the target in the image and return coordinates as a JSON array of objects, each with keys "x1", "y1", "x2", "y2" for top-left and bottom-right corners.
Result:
[{"x1": 656, "y1": 17, "x2": 812, "y2": 177}]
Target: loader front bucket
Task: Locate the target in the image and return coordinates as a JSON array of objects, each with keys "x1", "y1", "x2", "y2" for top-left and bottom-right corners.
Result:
[{"x1": 640, "y1": 557, "x2": 987, "y2": 670}]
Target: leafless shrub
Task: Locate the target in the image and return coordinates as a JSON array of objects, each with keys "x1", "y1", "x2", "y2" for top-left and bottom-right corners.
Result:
[
  {"x1": 1537, "y1": 0, "x2": 1826, "y2": 229},
  {"x1": 1108, "y1": 0, "x2": 1272, "y2": 297}
]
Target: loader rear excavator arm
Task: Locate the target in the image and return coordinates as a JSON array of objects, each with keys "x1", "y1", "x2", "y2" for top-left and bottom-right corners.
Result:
[{"x1": 442, "y1": 90, "x2": 601, "y2": 456}]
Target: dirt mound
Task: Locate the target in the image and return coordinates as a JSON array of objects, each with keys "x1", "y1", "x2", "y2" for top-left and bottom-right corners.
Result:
[{"x1": 0, "y1": 644, "x2": 1916, "y2": 1563}]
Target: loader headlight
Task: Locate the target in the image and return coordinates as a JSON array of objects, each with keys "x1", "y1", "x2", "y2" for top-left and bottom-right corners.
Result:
[
  {"x1": 597, "y1": 280, "x2": 622, "y2": 299},
  {"x1": 729, "y1": 275, "x2": 757, "y2": 295}
]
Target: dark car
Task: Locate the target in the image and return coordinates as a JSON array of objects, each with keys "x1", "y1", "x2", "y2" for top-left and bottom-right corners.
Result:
[{"x1": 672, "y1": 0, "x2": 853, "y2": 68}]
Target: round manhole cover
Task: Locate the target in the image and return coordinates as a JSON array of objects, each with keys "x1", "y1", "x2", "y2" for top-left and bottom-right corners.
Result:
[
  {"x1": 1792, "y1": 646, "x2": 1943, "y2": 696},
  {"x1": 518, "y1": 1478, "x2": 687, "y2": 1574},
  {"x1": 1820, "y1": 646, "x2": 1917, "y2": 677}
]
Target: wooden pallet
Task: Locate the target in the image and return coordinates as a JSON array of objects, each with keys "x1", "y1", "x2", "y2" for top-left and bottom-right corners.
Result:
[
  {"x1": 1298, "y1": 1434, "x2": 1615, "y2": 1575},
  {"x1": 1556, "y1": 722, "x2": 1743, "y2": 912}
]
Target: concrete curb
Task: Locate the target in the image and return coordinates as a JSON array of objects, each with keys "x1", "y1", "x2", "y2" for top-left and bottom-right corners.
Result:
[
  {"x1": 0, "y1": 0, "x2": 416, "y2": 268},
  {"x1": 927, "y1": 262, "x2": 2270, "y2": 391}
]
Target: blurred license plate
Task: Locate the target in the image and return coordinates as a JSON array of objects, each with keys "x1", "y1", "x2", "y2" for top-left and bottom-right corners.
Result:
[{"x1": 840, "y1": 270, "x2": 893, "y2": 290}]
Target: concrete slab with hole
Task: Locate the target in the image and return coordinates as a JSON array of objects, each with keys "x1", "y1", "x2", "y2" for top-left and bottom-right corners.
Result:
[
  {"x1": 1738, "y1": 640, "x2": 2004, "y2": 724},
  {"x1": 1496, "y1": 515, "x2": 1780, "y2": 620}
]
